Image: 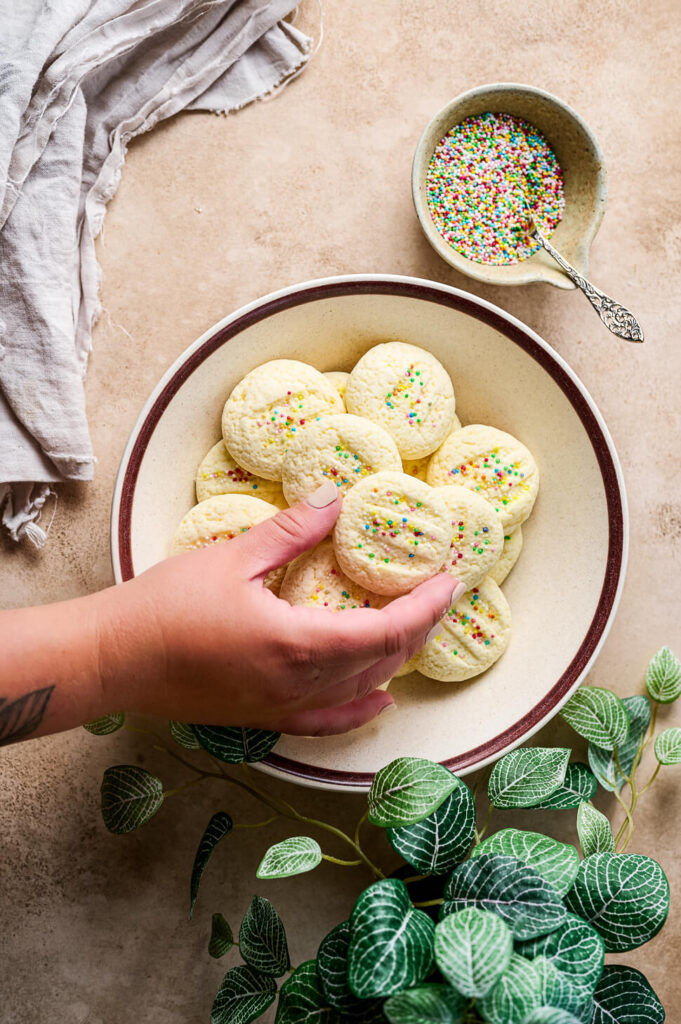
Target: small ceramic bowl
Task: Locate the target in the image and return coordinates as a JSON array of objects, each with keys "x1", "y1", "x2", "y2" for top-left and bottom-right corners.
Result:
[
  {"x1": 111, "y1": 275, "x2": 627, "y2": 792},
  {"x1": 412, "y1": 83, "x2": 608, "y2": 289}
]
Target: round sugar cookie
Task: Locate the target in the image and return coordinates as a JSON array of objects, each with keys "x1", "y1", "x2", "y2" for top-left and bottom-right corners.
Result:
[
  {"x1": 333, "y1": 471, "x2": 451, "y2": 596},
  {"x1": 345, "y1": 342, "x2": 456, "y2": 459},
  {"x1": 488, "y1": 526, "x2": 523, "y2": 586},
  {"x1": 170, "y1": 493, "x2": 285, "y2": 592},
  {"x1": 415, "y1": 577, "x2": 511, "y2": 682},
  {"x1": 323, "y1": 371, "x2": 349, "y2": 407},
  {"x1": 196, "y1": 440, "x2": 287, "y2": 506},
  {"x1": 222, "y1": 360, "x2": 344, "y2": 481},
  {"x1": 402, "y1": 414, "x2": 462, "y2": 481},
  {"x1": 281, "y1": 414, "x2": 402, "y2": 504},
  {"x1": 280, "y1": 538, "x2": 390, "y2": 611},
  {"x1": 427, "y1": 424, "x2": 539, "y2": 530},
  {"x1": 437, "y1": 484, "x2": 504, "y2": 589}
]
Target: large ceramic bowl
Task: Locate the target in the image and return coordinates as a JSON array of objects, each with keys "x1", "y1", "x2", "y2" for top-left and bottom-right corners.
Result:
[{"x1": 111, "y1": 275, "x2": 627, "y2": 792}]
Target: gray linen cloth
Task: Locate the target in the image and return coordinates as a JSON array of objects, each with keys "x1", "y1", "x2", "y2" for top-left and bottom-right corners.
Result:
[{"x1": 0, "y1": 0, "x2": 311, "y2": 545}]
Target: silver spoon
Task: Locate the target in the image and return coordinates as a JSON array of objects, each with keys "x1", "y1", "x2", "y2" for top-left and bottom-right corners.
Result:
[{"x1": 526, "y1": 212, "x2": 644, "y2": 343}]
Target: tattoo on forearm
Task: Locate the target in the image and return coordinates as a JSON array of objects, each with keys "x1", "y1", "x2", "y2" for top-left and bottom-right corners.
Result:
[{"x1": 0, "y1": 686, "x2": 55, "y2": 747}]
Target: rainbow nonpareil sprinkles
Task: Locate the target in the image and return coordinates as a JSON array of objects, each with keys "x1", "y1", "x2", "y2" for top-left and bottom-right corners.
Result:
[{"x1": 426, "y1": 112, "x2": 565, "y2": 265}]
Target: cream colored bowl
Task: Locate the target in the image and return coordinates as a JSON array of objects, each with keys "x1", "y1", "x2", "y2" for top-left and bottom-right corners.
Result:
[{"x1": 111, "y1": 275, "x2": 627, "y2": 792}]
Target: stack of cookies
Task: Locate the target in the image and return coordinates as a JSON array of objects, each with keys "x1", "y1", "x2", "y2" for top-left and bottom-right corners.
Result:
[{"x1": 171, "y1": 342, "x2": 539, "y2": 683}]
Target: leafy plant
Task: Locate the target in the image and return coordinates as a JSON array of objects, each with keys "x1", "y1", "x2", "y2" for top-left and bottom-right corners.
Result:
[{"x1": 87, "y1": 647, "x2": 681, "y2": 1022}]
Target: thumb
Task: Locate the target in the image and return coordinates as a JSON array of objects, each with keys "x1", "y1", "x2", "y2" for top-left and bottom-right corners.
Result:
[{"x1": 237, "y1": 480, "x2": 341, "y2": 578}]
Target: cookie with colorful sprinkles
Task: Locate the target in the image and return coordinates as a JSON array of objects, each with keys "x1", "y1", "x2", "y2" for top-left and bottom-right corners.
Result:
[
  {"x1": 414, "y1": 576, "x2": 511, "y2": 682},
  {"x1": 488, "y1": 526, "x2": 523, "y2": 586},
  {"x1": 195, "y1": 439, "x2": 287, "y2": 506},
  {"x1": 427, "y1": 424, "x2": 539, "y2": 531},
  {"x1": 281, "y1": 413, "x2": 401, "y2": 504},
  {"x1": 222, "y1": 360, "x2": 344, "y2": 481},
  {"x1": 280, "y1": 538, "x2": 390, "y2": 612},
  {"x1": 333, "y1": 470, "x2": 451, "y2": 596},
  {"x1": 436, "y1": 484, "x2": 504, "y2": 589},
  {"x1": 345, "y1": 342, "x2": 456, "y2": 459}
]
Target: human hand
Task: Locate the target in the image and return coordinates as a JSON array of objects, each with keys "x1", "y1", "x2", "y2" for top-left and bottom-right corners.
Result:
[{"x1": 101, "y1": 481, "x2": 463, "y2": 736}]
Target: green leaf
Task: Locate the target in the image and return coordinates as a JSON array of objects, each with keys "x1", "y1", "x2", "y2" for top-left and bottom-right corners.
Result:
[
  {"x1": 83, "y1": 712, "x2": 125, "y2": 735},
  {"x1": 560, "y1": 687, "x2": 629, "y2": 750},
  {"x1": 516, "y1": 913, "x2": 605, "y2": 999},
  {"x1": 239, "y1": 895, "x2": 290, "y2": 977},
  {"x1": 645, "y1": 646, "x2": 681, "y2": 703},
  {"x1": 533, "y1": 957, "x2": 586, "y2": 1017},
  {"x1": 523, "y1": 1011, "x2": 582, "y2": 1024},
  {"x1": 592, "y1": 965, "x2": 665, "y2": 1024},
  {"x1": 565, "y1": 852, "x2": 670, "y2": 952},
  {"x1": 100, "y1": 765, "x2": 164, "y2": 834},
  {"x1": 190, "y1": 812, "x2": 233, "y2": 917},
  {"x1": 386, "y1": 779, "x2": 475, "y2": 874},
  {"x1": 211, "y1": 963, "x2": 276, "y2": 1024},
  {"x1": 169, "y1": 720, "x2": 201, "y2": 749},
  {"x1": 577, "y1": 802, "x2": 615, "y2": 857},
  {"x1": 209, "y1": 913, "x2": 234, "y2": 959},
  {"x1": 348, "y1": 878, "x2": 435, "y2": 998},
  {"x1": 655, "y1": 726, "x2": 681, "y2": 765},
  {"x1": 275, "y1": 961, "x2": 342, "y2": 1024},
  {"x1": 469, "y1": 829, "x2": 580, "y2": 897},
  {"x1": 192, "y1": 724, "x2": 280, "y2": 763},
  {"x1": 488, "y1": 748, "x2": 571, "y2": 808},
  {"x1": 257, "y1": 836, "x2": 322, "y2": 880},
  {"x1": 434, "y1": 907, "x2": 512, "y2": 998},
  {"x1": 442, "y1": 853, "x2": 567, "y2": 940},
  {"x1": 316, "y1": 920, "x2": 383, "y2": 1017},
  {"x1": 368, "y1": 757, "x2": 458, "y2": 828},
  {"x1": 528, "y1": 763, "x2": 597, "y2": 810},
  {"x1": 477, "y1": 953, "x2": 540, "y2": 1024},
  {"x1": 588, "y1": 696, "x2": 650, "y2": 792},
  {"x1": 383, "y1": 983, "x2": 467, "y2": 1024}
]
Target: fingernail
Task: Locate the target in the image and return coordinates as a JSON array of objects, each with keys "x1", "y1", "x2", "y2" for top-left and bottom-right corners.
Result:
[
  {"x1": 425, "y1": 623, "x2": 441, "y2": 645},
  {"x1": 449, "y1": 581, "x2": 467, "y2": 608},
  {"x1": 379, "y1": 701, "x2": 397, "y2": 716},
  {"x1": 306, "y1": 480, "x2": 339, "y2": 508}
]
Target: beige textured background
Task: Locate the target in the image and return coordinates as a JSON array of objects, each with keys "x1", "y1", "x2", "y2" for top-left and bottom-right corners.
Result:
[{"x1": 2, "y1": 2, "x2": 681, "y2": 1021}]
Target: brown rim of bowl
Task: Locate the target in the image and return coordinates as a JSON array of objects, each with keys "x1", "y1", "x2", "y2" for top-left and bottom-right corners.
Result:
[{"x1": 112, "y1": 276, "x2": 626, "y2": 789}]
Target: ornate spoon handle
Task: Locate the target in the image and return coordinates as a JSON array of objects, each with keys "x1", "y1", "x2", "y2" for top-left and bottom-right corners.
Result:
[{"x1": 531, "y1": 225, "x2": 644, "y2": 342}]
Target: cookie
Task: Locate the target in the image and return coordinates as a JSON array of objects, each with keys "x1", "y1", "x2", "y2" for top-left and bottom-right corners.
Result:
[
  {"x1": 195, "y1": 440, "x2": 287, "y2": 506},
  {"x1": 222, "y1": 360, "x2": 344, "y2": 481},
  {"x1": 323, "y1": 371, "x2": 349, "y2": 407},
  {"x1": 345, "y1": 342, "x2": 456, "y2": 459},
  {"x1": 414, "y1": 577, "x2": 511, "y2": 682},
  {"x1": 437, "y1": 484, "x2": 504, "y2": 589},
  {"x1": 427, "y1": 424, "x2": 539, "y2": 530},
  {"x1": 402, "y1": 415, "x2": 462, "y2": 481},
  {"x1": 333, "y1": 471, "x2": 451, "y2": 596},
  {"x1": 280, "y1": 538, "x2": 390, "y2": 611},
  {"x1": 281, "y1": 414, "x2": 402, "y2": 504},
  {"x1": 170, "y1": 493, "x2": 285, "y2": 592},
  {"x1": 488, "y1": 526, "x2": 523, "y2": 586}
]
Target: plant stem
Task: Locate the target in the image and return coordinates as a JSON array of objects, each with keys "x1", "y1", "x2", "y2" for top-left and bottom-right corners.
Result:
[
  {"x1": 322, "y1": 854, "x2": 363, "y2": 867},
  {"x1": 234, "y1": 815, "x2": 280, "y2": 830},
  {"x1": 411, "y1": 898, "x2": 444, "y2": 908},
  {"x1": 474, "y1": 802, "x2": 494, "y2": 844},
  {"x1": 639, "y1": 762, "x2": 661, "y2": 795},
  {"x1": 163, "y1": 774, "x2": 211, "y2": 799},
  {"x1": 354, "y1": 809, "x2": 368, "y2": 847},
  {"x1": 401, "y1": 873, "x2": 432, "y2": 886}
]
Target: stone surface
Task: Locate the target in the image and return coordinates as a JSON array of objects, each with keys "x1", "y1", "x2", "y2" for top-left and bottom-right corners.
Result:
[{"x1": 1, "y1": 1, "x2": 680, "y2": 1021}]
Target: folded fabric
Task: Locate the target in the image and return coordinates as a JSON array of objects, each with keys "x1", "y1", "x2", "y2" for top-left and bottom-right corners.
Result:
[{"x1": 0, "y1": 0, "x2": 311, "y2": 545}]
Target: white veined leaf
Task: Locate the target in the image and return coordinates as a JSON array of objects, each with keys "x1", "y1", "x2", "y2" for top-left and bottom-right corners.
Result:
[
  {"x1": 591, "y1": 965, "x2": 665, "y2": 1024},
  {"x1": 477, "y1": 953, "x2": 541, "y2": 1024},
  {"x1": 192, "y1": 724, "x2": 280, "y2": 763},
  {"x1": 523, "y1": 1011, "x2": 582, "y2": 1024},
  {"x1": 533, "y1": 957, "x2": 587, "y2": 1017},
  {"x1": 209, "y1": 913, "x2": 234, "y2": 959},
  {"x1": 654, "y1": 726, "x2": 681, "y2": 765},
  {"x1": 576, "y1": 802, "x2": 615, "y2": 857},
  {"x1": 169, "y1": 720, "x2": 201, "y2": 749},
  {"x1": 516, "y1": 912, "x2": 605, "y2": 999},
  {"x1": 211, "y1": 964, "x2": 277, "y2": 1024},
  {"x1": 487, "y1": 748, "x2": 570, "y2": 808},
  {"x1": 239, "y1": 895, "x2": 290, "y2": 977},
  {"x1": 560, "y1": 687, "x2": 629, "y2": 750},
  {"x1": 256, "y1": 837, "x2": 322, "y2": 880},
  {"x1": 587, "y1": 696, "x2": 650, "y2": 792},
  {"x1": 276, "y1": 960, "x2": 371, "y2": 1024},
  {"x1": 386, "y1": 780, "x2": 475, "y2": 874},
  {"x1": 442, "y1": 853, "x2": 567, "y2": 940},
  {"x1": 316, "y1": 920, "x2": 383, "y2": 1017},
  {"x1": 83, "y1": 712, "x2": 125, "y2": 735},
  {"x1": 368, "y1": 758, "x2": 459, "y2": 828},
  {"x1": 565, "y1": 853, "x2": 670, "y2": 952},
  {"x1": 383, "y1": 983, "x2": 467, "y2": 1024},
  {"x1": 528, "y1": 763, "x2": 597, "y2": 810},
  {"x1": 433, "y1": 907, "x2": 512, "y2": 998},
  {"x1": 469, "y1": 828, "x2": 580, "y2": 896},
  {"x1": 190, "y1": 812, "x2": 233, "y2": 917},
  {"x1": 348, "y1": 878, "x2": 435, "y2": 999},
  {"x1": 100, "y1": 765, "x2": 164, "y2": 834},
  {"x1": 645, "y1": 646, "x2": 681, "y2": 704}
]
